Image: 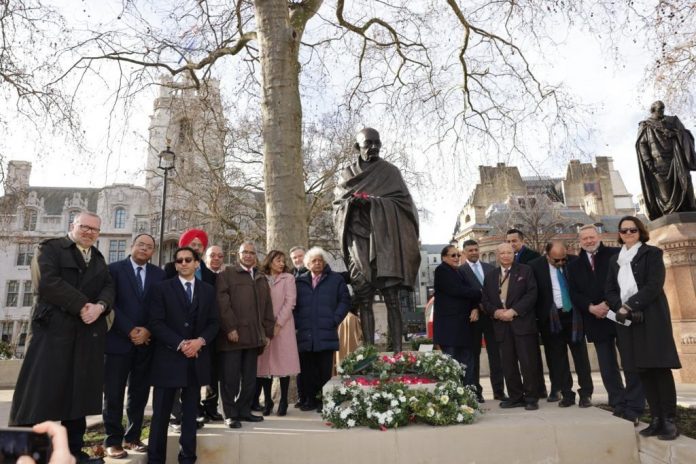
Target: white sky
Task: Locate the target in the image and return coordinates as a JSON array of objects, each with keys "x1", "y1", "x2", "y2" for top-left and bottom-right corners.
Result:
[{"x1": 2, "y1": 2, "x2": 693, "y2": 244}]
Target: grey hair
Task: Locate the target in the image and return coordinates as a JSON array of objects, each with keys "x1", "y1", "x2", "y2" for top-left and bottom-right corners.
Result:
[
  {"x1": 289, "y1": 245, "x2": 306, "y2": 254},
  {"x1": 579, "y1": 224, "x2": 599, "y2": 234},
  {"x1": 304, "y1": 246, "x2": 331, "y2": 268},
  {"x1": 238, "y1": 240, "x2": 256, "y2": 252},
  {"x1": 74, "y1": 210, "x2": 101, "y2": 223}
]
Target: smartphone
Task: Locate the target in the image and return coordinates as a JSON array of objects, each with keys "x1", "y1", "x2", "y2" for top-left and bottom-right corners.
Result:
[{"x1": 0, "y1": 427, "x2": 51, "y2": 464}]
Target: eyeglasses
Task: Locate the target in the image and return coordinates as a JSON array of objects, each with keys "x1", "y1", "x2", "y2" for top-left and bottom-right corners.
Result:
[
  {"x1": 209, "y1": 253, "x2": 224, "y2": 258},
  {"x1": 175, "y1": 257, "x2": 195, "y2": 264},
  {"x1": 618, "y1": 228, "x2": 638, "y2": 234},
  {"x1": 77, "y1": 224, "x2": 100, "y2": 234},
  {"x1": 448, "y1": 253, "x2": 461, "y2": 258}
]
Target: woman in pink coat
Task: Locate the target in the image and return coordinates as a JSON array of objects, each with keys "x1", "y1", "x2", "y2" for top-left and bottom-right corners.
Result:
[{"x1": 256, "y1": 250, "x2": 300, "y2": 416}]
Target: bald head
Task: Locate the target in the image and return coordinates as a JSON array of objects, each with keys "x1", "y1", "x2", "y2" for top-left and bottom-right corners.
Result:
[
  {"x1": 355, "y1": 127, "x2": 382, "y2": 162},
  {"x1": 497, "y1": 242, "x2": 514, "y2": 267}
]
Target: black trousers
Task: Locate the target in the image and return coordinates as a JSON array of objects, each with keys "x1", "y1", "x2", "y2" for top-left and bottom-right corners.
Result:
[
  {"x1": 542, "y1": 313, "x2": 593, "y2": 401},
  {"x1": 61, "y1": 417, "x2": 86, "y2": 457},
  {"x1": 471, "y1": 316, "x2": 505, "y2": 396},
  {"x1": 298, "y1": 350, "x2": 334, "y2": 407},
  {"x1": 440, "y1": 345, "x2": 476, "y2": 387},
  {"x1": 102, "y1": 348, "x2": 152, "y2": 446},
  {"x1": 640, "y1": 368, "x2": 677, "y2": 419},
  {"x1": 220, "y1": 349, "x2": 258, "y2": 419},
  {"x1": 595, "y1": 335, "x2": 645, "y2": 419},
  {"x1": 200, "y1": 346, "x2": 221, "y2": 415},
  {"x1": 149, "y1": 386, "x2": 200, "y2": 464},
  {"x1": 499, "y1": 326, "x2": 541, "y2": 404},
  {"x1": 538, "y1": 323, "x2": 562, "y2": 396}
]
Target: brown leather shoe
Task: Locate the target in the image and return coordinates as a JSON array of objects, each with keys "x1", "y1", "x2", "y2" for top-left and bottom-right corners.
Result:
[
  {"x1": 105, "y1": 445, "x2": 128, "y2": 459},
  {"x1": 122, "y1": 440, "x2": 148, "y2": 452}
]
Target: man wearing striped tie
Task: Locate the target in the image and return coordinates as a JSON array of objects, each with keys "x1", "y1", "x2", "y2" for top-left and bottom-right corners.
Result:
[
  {"x1": 459, "y1": 240, "x2": 507, "y2": 403},
  {"x1": 103, "y1": 234, "x2": 166, "y2": 459}
]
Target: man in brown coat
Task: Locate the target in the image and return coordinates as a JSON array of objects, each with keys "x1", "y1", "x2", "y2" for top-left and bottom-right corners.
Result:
[{"x1": 216, "y1": 241, "x2": 275, "y2": 428}]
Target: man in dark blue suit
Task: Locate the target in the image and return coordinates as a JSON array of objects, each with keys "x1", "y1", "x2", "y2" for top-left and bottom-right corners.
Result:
[
  {"x1": 147, "y1": 247, "x2": 219, "y2": 464},
  {"x1": 567, "y1": 224, "x2": 645, "y2": 423},
  {"x1": 459, "y1": 239, "x2": 506, "y2": 402},
  {"x1": 102, "y1": 234, "x2": 166, "y2": 459}
]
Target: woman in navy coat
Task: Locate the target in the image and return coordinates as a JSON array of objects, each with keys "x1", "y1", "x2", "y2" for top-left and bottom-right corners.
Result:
[
  {"x1": 433, "y1": 245, "x2": 482, "y2": 386},
  {"x1": 294, "y1": 247, "x2": 351, "y2": 412}
]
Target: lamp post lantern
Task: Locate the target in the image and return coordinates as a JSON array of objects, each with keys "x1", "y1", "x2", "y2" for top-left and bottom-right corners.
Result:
[{"x1": 157, "y1": 146, "x2": 176, "y2": 265}]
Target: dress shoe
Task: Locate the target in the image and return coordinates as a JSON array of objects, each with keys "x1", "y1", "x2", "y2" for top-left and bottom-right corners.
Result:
[
  {"x1": 238, "y1": 414, "x2": 264, "y2": 422},
  {"x1": 251, "y1": 404, "x2": 264, "y2": 412},
  {"x1": 204, "y1": 410, "x2": 224, "y2": 422},
  {"x1": 546, "y1": 392, "x2": 561, "y2": 403},
  {"x1": 277, "y1": 400, "x2": 288, "y2": 416},
  {"x1": 493, "y1": 392, "x2": 509, "y2": 401},
  {"x1": 263, "y1": 400, "x2": 275, "y2": 416},
  {"x1": 499, "y1": 399, "x2": 526, "y2": 409},
  {"x1": 300, "y1": 402, "x2": 318, "y2": 412},
  {"x1": 105, "y1": 445, "x2": 128, "y2": 459},
  {"x1": 558, "y1": 397, "x2": 575, "y2": 408},
  {"x1": 476, "y1": 395, "x2": 486, "y2": 403},
  {"x1": 639, "y1": 417, "x2": 663, "y2": 437},
  {"x1": 196, "y1": 416, "x2": 206, "y2": 429},
  {"x1": 168, "y1": 423, "x2": 181, "y2": 434},
  {"x1": 225, "y1": 418, "x2": 242, "y2": 429},
  {"x1": 122, "y1": 440, "x2": 148, "y2": 452},
  {"x1": 657, "y1": 417, "x2": 679, "y2": 441},
  {"x1": 578, "y1": 396, "x2": 592, "y2": 408},
  {"x1": 294, "y1": 401, "x2": 303, "y2": 408},
  {"x1": 525, "y1": 402, "x2": 539, "y2": 411}
]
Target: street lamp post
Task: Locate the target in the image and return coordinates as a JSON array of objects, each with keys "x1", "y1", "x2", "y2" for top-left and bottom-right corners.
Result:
[{"x1": 157, "y1": 146, "x2": 176, "y2": 265}]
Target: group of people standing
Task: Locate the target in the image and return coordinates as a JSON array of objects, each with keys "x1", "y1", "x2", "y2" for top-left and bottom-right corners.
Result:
[
  {"x1": 432, "y1": 217, "x2": 681, "y2": 440},
  {"x1": 8, "y1": 213, "x2": 351, "y2": 464}
]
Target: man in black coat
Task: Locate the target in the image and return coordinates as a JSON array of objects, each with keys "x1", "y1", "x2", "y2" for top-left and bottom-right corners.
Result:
[
  {"x1": 433, "y1": 245, "x2": 481, "y2": 387},
  {"x1": 147, "y1": 247, "x2": 219, "y2": 464},
  {"x1": 102, "y1": 234, "x2": 166, "y2": 459},
  {"x1": 459, "y1": 240, "x2": 506, "y2": 402},
  {"x1": 530, "y1": 241, "x2": 593, "y2": 408},
  {"x1": 567, "y1": 224, "x2": 645, "y2": 422},
  {"x1": 482, "y1": 243, "x2": 541, "y2": 410},
  {"x1": 10, "y1": 211, "x2": 114, "y2": 463}
]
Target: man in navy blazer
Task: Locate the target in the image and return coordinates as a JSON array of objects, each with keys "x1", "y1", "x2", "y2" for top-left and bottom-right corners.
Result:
[
  {"x1": 482, "y1": 243, "x2": 541, "y2": 410},
  {"x1": 102, "y1": 234, "x2": 166, "y2": 459},
  {"x1": 459, "y1": 239, "x2": 506, "y2": 402},
  {"x1": 147, "y1": 247, "x2": 219, "y2": 464}
]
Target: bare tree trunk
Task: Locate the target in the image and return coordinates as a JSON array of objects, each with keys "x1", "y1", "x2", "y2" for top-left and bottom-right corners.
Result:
[{"x1": 254, "y1": 0, "x2": 308, "y2": 252}]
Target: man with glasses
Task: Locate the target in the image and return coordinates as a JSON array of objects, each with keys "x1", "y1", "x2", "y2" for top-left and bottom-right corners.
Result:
[
  {"x1": 102, "y1": 234, "x2": 166, "y2": 459},
  {"x1": 205, "y1": 245, "x2": 226, "y2": 274},
  {"x1": 147, "y1": 247, "x2": 219, "y2": 464},
  {"x1": 216, "y1": 241, "x2": 275, "y2": 428},
  {"x1": 10, "y1": 211, "x2": 115, "y2": 463},
  {"x1": 529, "y1": 241, "x2": 593, "y2": 409}
]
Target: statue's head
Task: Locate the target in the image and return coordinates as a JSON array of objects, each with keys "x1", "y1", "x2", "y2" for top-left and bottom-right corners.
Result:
[
  {"x1": 650, "y1": 100, "x2": 665, "y2": 118},
  {"x1": 354, "y1": 127, "x2": 381, "y2": 163}
]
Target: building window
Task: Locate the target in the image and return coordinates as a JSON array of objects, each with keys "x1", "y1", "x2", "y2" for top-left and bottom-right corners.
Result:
[
  {"x1": 1, "y1": 322, "x2": 13, "y2": 343},
  {"x1": 108, "y1": 240, "x2": 127, "y2": 263},
  {"x1": 114, "y1": 208, "x2": 126, "y2": 229},
  {"x1": 595, "y1": 222, "x2": 604, "y2": 234},
  {"x1": 5, "y1": 281, "x2": 19, "y2": 307},
  {"x1": 22, "y1": 281, "x2": 33, "y2": 307},
  {"x1": 68, "y1": 210, "x2": 78, "y2": 230},
  {"x1": 16, "y1": 243, "x2": 34, "y2": 266},
  {"x1": 23, "y1": 209, "x2": 37, "y2": 231}
]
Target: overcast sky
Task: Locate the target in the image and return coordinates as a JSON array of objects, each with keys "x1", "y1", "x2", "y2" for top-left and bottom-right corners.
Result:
[{"x1": 2, "y1": 2, "x2": 692, "y2": 244}]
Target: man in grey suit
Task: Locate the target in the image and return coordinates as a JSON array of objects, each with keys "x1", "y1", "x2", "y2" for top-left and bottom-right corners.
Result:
[{"x1": 459, "y1": 240, "x2": 506, "y2": 402}]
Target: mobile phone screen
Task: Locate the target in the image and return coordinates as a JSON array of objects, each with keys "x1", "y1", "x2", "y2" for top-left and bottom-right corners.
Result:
[{"x1": 0, "y1": 428, "x2": 51, "y2": 464}]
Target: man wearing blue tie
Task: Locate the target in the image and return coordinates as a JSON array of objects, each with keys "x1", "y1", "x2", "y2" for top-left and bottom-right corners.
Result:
[
  {"x1": 103, "y1": 234, "x2": 166, "y2": 459},
  {"x1": 147, "y1": 247, "x2": 219, "y2": 464},
  {"x1": 529, "y1": 241, "x2": 593, "y2": 408}
]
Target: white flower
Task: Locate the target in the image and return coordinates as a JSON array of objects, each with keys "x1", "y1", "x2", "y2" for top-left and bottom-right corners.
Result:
[
  {"x1": 461, "y1": 405, "x2": 474, "y2": 414},
  {"x1": 347, "y1": 419, "x2": 356, "y2": 427},
  {"x1": 339, "y1": 386, "x2": 347, "y2": 394},
  {"x1": 456, "y1": 387, "x2": 464, "y2": 395},
  {"x1": 440, "y1": 395, "x2": 449, "y2": 404},
  {"x1": 337, "y1": 366, "x2": 344, "y2": 374},
  {"x1": 356, "y1": 354, "x2": 364, "y2": 361},
  {"x1": 427, "y1": 408, "x2": 435, "y2": 417},
  {"x1": 340, "y1": 409, "x2": 350, "y2": 419},
  {"x1": 399, "y1": 396, "x2": 407, "y2": 403},
  {"x1": 457, "y1": 414, "x2": 464, "y2": 422},
  {"x1": 390, "y1": 399, "x2": 399, "y2": 407}
]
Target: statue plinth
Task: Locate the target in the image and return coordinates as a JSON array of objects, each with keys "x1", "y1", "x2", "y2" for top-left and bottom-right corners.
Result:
[{"x1": 649, "y1": 212, "x2": 696, "y2": 383}]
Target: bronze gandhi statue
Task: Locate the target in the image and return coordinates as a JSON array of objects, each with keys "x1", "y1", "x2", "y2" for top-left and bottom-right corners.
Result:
[{"x1": 333, "y1": 128, "x2": 421, "y2": 352}]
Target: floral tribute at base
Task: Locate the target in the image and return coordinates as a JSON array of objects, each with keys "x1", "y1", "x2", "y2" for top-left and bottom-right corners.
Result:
[{"x1": 322, "y1": 346, "x2": 481, "y2": 429}]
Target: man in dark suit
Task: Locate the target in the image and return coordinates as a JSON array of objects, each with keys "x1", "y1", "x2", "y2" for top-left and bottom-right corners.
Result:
[
  {"x1": 290, "y1": 246, "x2": 308, "y2": 277},
  {"x1": 459, "y1": 239, "x2": 506, "y2": 402},
  {"x1": 530, "y1": 241, "x2": 593, "y2": 408},
  {"x1": 567, "y1": 224, "x2": 645, "y2": 422},
  {"x1": 103, "y1": 234, "x2": 166, "y2": 459},
  {"x1": 147, "y1": 247, "x2": 219, "y2": 464},
  {"x1": 482, "y1": 243, "x2": 541, "y2": 410}
]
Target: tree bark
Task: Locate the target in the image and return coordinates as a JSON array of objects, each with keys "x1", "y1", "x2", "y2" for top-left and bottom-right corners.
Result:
[{"x1": 254, "y1": 0, "x2": 307, "y2": 252}]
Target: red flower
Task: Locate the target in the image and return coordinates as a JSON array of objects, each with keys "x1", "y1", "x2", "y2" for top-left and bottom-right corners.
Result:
[
  {"x1": 353, "y1": 191, "x2": 370, "y2": 200},
  {"x1": 379, "y1": 425, "x2": 388, "y2": 432}
]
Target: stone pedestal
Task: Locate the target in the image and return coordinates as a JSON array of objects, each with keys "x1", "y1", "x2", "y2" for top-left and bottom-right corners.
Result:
[{"x1": 648, "y1": 212, "x2": 696, "y2": 383}]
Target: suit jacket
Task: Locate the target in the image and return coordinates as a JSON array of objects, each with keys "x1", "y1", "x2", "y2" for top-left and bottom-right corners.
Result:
[
  {"x1": 459, "y1": 261, "x2": 495, "y2": 291},
  {"x1": 148, "y1": 278, "x2": 219, "y2": 388},
  {"x1": 481, "y1": 263, "x2": 538, "y2": 342},
  {"x1": 567, "y1": 244, "x2": 618, "y2": 343},
  {"x1": 432, "y1": 263, "x2": 481, "y2": 347},
  {"x1": 164, "y1": 259, "x2": 216, "y2": 286},
  {"x1": 528, "y1": 255, "x2": 577, "y2": 324},
  {"x1": 106, "y1": 257, "x2": 166, "y2": 354},
  {"x1": 516, "y1": 245, "x2": 541, "y2": 264}
]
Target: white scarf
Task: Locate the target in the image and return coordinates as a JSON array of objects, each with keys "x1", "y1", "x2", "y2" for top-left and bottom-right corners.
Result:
[{"x1": 617, "y1": 242, "x2": 642, "y2": 304}]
